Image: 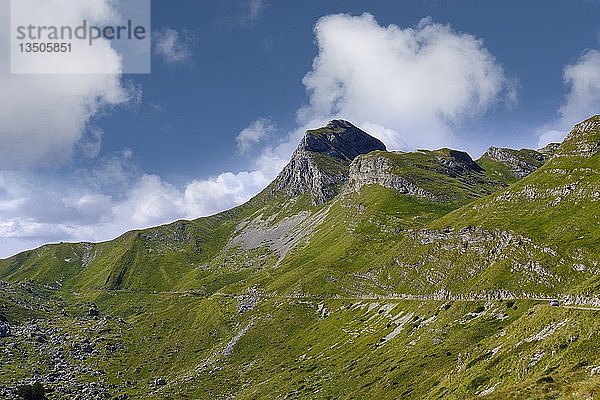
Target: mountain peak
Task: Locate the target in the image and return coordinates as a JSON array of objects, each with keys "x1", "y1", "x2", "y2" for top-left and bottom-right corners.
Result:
[
  {"x1": 325, "y1": 119, "x2": 355, "y2": 130},
  {"x1": 302, "y1": 120, "x2": 386, "y2": 162},
  {"x1": 272, "y1": 121, "x2": 386, "y2": 204}
]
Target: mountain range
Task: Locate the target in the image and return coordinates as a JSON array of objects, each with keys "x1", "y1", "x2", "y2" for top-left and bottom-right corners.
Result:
[{"x1": 1, "y1": 115, "x2": 600, "y2": 399}]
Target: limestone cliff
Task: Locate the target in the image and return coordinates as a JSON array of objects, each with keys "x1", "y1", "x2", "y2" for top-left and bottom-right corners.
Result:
[{"x1": 480, "y1": 147, "x2": 546, "y2": 179}]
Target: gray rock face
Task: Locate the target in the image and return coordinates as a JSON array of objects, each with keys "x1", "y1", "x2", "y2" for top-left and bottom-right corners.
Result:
[
  {"x1": 0, "y1": 321, "x2": 11, "y2": 337},
  {"x1": 348, "y1": 154, "x2": 435, "y2": 200},
  {"x1": 538, "y1": 142, "x2": 560, "y2": 158},
  {"x1": 347, "y1": 149, "x2": 486, "y2": 200},
  {"x1": 272, "y1": 120, "x2": 386, "y2": 204},
  {"x1": 434, "y1": 149, "x2": 483, "y2": 175},
  {"x1": 273, "y1": 150, "x2": 347, "y2": 204},
  {"x1": 302, "y1": 120, "x2": 387, "y2": 161},
  {"x1": 482, "y1": 147, "x2": 545, "y2": 178}
]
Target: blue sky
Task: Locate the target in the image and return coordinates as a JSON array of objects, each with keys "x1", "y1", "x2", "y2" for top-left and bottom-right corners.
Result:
[
  {"x1": 1, "y1": 0, "x2": 599, "y2": 257},
  {"x1": 125, "y1": 0, "x2": 600, "y2": 178}
]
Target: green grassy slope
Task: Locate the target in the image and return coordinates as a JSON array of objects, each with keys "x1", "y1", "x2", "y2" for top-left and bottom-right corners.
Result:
[
  {"x1": 0, "y1": 214, "x2": 243, "y2": 292},
  {"x1": 2, "y1": 282, "x2": 600, "y2": 399},
  {"x1": 2, "y1": 117, "x2": 600, "y2": 398},
  {"x1": 422, "y1": 115, "x2": 600, "y2": 294}
]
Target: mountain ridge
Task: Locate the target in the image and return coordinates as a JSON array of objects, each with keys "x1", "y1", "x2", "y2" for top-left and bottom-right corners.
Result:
[
  {"x1": 2, "y1": 116, "x2": 600, "y2": 399},
  {"x1": 0, "y1": 119, "x2": 569, "y2": 265},
  {"x1": 0, "y1": 117, "x2": 579, "y2": 294}
]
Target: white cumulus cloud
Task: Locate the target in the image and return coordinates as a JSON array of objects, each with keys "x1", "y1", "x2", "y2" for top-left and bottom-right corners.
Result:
[
  {"x1": 183, "y1": 169, "x2": 275, "y2": 216},
  {"x1": 537, "y1": 48, "x2": 600, "y2": 148},
  {"x1": 0, "y1": 0, "x2": 136, "y2": 169},
  {"x1": 236, "y1": 117, "x2": 277, "y2": 153},
  {"x1": 560, "y1": 49, "x2": 600, "y2": 124},
  {"x1": 300, "y1": 14, "x2": 514, "y2": 150}
]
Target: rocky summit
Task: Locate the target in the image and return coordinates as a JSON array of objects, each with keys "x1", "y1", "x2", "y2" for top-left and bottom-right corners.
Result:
[
  {"x1": 2, "y1": 117, "x2": 600, "y2": 399},
  {"x1": 272, "y1": 120, "x2": 386, "y2": 204}
]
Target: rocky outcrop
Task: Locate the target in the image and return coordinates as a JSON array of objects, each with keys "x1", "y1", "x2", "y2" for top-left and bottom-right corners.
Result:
[
  {"x1": 237, "y1": 287, "x2": 259, "y2": 315},
  {"x1": 347, "y1": 148, "x2": 489, "y2": 201},
  {"x1": 272, "y1": 120, "x2": 386, "y2": 204},
  {"x1": 0, "y1": 321, "x2": 10, "y2": 337},
  {"x1": 538, "y1": 143, "x2": 560, "y2": 158},
  {"x1": 273, "y1": 151, "x2": 347, "y2": 204},
  {"x1": 433, "y1": 149, "x2": 484, "y2": 176},
  {"x1": 481, "y1": 147, "x2": 545, "y2": 179},
  {"x1": 348, "y1": 154, "x2": 436, "y2": 200},
  {"x1": 555, "y1": 115, "x2": 600, "y2": 158}
]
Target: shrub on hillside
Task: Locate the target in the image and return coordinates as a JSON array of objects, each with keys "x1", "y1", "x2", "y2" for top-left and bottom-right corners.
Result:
[{"x1": 17, "y1": 382, "x2": 46, "y2": 400}]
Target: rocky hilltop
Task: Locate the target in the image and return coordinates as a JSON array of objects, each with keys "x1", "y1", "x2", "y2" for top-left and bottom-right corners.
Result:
[
  {"x1": 348, "y1": 152, "x2": 436, "y2": 200},
  {"x1": 348, "y1": 148, "x2": 497, "y2": 203},
  {"x1": 554, "y1": 114, "x2": 600, "y2": 158},
  {"x1": 272, "y1": 120, "x2": 386, "y2": 204}
]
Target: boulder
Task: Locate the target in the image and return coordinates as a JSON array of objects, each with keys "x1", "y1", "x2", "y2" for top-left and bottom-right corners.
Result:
[
  {"x1": 88, "y1": 304, "x2": 99, "y2": 317},
  {"x1": 0, "y1": 321, "x2": 10, "y2": 337}
]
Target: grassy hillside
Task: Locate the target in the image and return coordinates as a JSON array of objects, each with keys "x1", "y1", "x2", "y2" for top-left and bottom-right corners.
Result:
[
  {"x1": 0, "y1": 213, "x2": 243, "y2": 292},
  {"x1": 425, "y1": 116, "x2": 600, "y2": 294},
  {"x1": 2, "y1": 117, "x2": 600, "y2": 398},
  {"x1": 2, "y1": 281, "x2": 600, "y2": 399}
]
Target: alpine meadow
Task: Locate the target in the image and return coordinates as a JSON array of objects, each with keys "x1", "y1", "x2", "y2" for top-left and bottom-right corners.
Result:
[{"x1": 2, "y1": 117, "x2": 600, "y2": 399}]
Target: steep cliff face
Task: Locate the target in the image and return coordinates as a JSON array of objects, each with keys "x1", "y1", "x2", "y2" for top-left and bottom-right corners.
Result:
[
  {"x1": 271, "y1": 153, "x2": 346, "y2": 205},
  {"x1": 272, "y1": 120, "x2": 386, "y2": 204},
  {"x1": 348, "y1": 148, "x2": 495, "y2": 204},
  {"x1": 348, "y1": 153, "x2": 435, "y2": 200}
]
